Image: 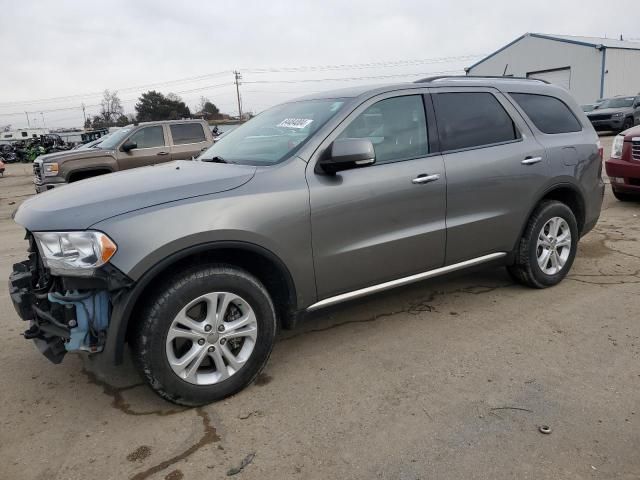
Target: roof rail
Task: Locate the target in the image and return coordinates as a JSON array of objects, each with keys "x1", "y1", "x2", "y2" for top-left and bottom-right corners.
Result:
[{"x1": 414, "y1": 75, "x2": 550, "y2": 84}]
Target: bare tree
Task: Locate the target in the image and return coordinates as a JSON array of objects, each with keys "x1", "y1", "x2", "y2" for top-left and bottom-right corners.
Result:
[
  {"x1": 100, "y1": 90, "x2": 124, "y2": 125},
  {"x1": 197, "y1": 96, "x2": 209, "y2": 113}
]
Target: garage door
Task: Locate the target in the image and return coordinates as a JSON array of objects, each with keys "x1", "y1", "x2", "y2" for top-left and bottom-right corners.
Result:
[{"x1": 527, "y1": 67, "x2": 571, "y2": 90}]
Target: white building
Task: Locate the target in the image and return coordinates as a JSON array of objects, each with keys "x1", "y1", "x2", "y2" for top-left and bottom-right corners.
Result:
[{"x1": 466, "y1": 33, "x2": 640, "y2": 104}]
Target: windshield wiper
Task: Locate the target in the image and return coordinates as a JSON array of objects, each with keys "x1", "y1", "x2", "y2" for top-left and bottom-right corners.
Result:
[{"x1": 201, "y1": 155, "x2": 230, "y2": 164}]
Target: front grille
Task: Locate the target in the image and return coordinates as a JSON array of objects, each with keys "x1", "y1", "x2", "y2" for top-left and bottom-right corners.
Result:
[
  {"x1": 632, "y1": 139, "x2": 640, "y2": 161},
  {"x1": 33, "y1": 163, "x2": 43, "y2": 183},
  {"x1": 589, "y1": 114, "x2": 612, "y2": 121}
]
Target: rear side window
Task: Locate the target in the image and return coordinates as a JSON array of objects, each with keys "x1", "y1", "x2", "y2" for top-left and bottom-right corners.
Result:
[
  {"x1": 170, "y1": 123, "x2": 207, "y2": 145},
  {"x1": 432, "y1": 92, "x2": 519, "y2": 151},
  {"x1": 510, "y1": 93, "x2": 582, "y2": 134}
]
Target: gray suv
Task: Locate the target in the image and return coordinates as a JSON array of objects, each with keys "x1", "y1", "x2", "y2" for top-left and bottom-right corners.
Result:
[
  {"x1": 9, "y1": 77, "x2": 604, "y2": 405},
  {"x1": 585, "y1": 95, "x2": 640, "y2": 132}
]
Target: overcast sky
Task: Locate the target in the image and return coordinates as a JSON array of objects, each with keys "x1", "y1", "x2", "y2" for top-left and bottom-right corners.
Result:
[{"x1": 0, "y1": 0, "x2": 637, "y2": 129}]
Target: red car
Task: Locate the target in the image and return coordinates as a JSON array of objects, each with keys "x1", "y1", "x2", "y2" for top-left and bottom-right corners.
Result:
[
  {"x1": 605, "y1": 125, "x2": 640, "y2": 201},
  {"x1": 0, "y1": 158, "x2": 5, "y2": 177}
]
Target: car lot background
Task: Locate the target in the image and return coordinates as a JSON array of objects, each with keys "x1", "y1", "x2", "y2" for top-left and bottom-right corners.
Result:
[{"x1": 1, "y1": 134, "x2": 639, "y2": 479}]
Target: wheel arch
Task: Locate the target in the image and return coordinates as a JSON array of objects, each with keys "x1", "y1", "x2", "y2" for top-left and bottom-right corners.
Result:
[
  {"x1": 513, "y1": 182, "x2": 586, "y2": 253},
  {"x1": 67, "y1": 166, "x2": 114, "y2": 183},
  {"x1": 106, "y1": 241, "x2": 299, "y2": 365}
]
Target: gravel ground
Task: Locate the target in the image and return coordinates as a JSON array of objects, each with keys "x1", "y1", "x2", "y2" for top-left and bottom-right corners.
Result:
[{"x1": 1, "y1": 135, "x2": 639, "y2": 480}]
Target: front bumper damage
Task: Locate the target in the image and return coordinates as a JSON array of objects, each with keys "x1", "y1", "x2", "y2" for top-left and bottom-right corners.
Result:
[{"x1": 8, "y1": 233, "x2": 132, "y2": 363}]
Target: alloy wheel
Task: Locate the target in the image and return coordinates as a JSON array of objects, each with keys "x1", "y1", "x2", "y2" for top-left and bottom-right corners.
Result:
[
  {"x1": 536, "y1": 216, "x2": 572, "y2": 275},
  {"x1": 165, "y1": 292, "x2": 258, "y2": 385}
]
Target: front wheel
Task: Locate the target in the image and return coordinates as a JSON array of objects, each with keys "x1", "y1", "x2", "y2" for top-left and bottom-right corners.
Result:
[
  {"x1": 131, "y1": 265, "x2": 277, "y2": 406},
  {"x1": 621, "y1": 117, "x2": 634, "y2": 132},
  {"x1": 612, "y1": 189, "x2": 637, "y2": 202},
  {"x1": 507, "y1": 201, "x2": 578, "y2": 288}
]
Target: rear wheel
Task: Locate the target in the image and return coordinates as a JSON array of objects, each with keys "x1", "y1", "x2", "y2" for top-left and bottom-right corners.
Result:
[
  {"x1": 131, "y1": 264, "x2": 276, "y2": 406},
  {"x1": 507, "y1": 201, "x2": 578, "y2": 288}
]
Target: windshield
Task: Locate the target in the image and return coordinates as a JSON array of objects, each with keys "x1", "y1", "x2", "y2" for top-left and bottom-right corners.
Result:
[
  {"x1": 199, "y1": 99, "x2": 346, "y2": 165},
  {"x1": 98, "y1": 127, "x2": 133, "y2": 149},
  {"x1": 598, "y1": 97, "x2": 635, "y2": 109}
]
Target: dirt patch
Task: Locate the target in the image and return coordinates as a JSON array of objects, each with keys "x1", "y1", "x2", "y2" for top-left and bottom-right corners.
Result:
[{"x1": 127, "y1": 445, "x2": 152, "y2": 462}]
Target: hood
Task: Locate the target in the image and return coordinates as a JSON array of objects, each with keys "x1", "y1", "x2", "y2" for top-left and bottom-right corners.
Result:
[
  {"x1": 587, "y1": 107, "x2": 632, "y2": 116},
  {"x1": 14, "y1": 160, "x2": 256, "y2": 231},
  {"x1": 35, "y1": 148, "x2": 115, "y2": 165},
  {"x1": 622, "y1": 125, "x2": 640, "y2": 141}
]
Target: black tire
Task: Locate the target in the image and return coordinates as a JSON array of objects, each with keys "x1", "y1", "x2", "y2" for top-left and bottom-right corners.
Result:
[
  {"x1": 621, "y1": 117, "x2": 634, "y2": 132},
  {"x1": 612, "y1": 189, "x2": 637, "y2": 202},
  {"x1": 131, "y1": 264, "x2": 277, "y2": 406},
  {"x1": 507, "y1": 200, "x2": 578, "y2": 288}
]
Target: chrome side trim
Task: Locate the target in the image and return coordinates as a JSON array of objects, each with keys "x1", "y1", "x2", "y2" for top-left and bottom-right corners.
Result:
[{"x1": 306, "y1": 252, "x2": 507, "y2": 312}]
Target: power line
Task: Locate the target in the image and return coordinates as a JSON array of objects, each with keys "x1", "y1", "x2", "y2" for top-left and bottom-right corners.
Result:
[
  {"x1": 0, "y1": 54, "x2": 482, "y2": 108},
  {"x1": 242, "y1": 69, "x2": 463, "y2": 84},
  {"x1": 0, "y1": 82, "x2": 234, "y2": 117},
  {"x1": 0, "y1": 71, "x2": 233, "y2": 107},
  {"x1": 242, "y1": 54, "x2": 483, "y2": 73}
]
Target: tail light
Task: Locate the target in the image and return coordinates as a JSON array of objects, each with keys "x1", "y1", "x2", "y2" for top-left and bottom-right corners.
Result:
[
  {"x1": 597, "y1": 140, "x2": 604, "y2": 161},
  {"x1": 596, "y1": 140, "x2": 604, "y2": 181}
]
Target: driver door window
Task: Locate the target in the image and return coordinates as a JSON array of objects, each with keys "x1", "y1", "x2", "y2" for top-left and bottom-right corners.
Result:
[
  {"x1": 117, "y1": 126, "x2": 168, "y2": 170},
  {"x1": 338, "y1": 95, "x2": 428, "y2": 164},
  {"x1": 129, "y1": 126, "x2": 165, "y2": 149}
]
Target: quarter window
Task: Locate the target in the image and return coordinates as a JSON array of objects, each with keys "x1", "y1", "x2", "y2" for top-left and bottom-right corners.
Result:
[
  {"x1": 170, "y1": 123, "x2": 207, "y2": 145},
  {"x1": 510, "y1": 93, "x2": 582, "y2": 134},
  {"x1": 432, "y1": 92, "x2": 519, "y2": 151},
  {"x1": 128, "y1": 126, "x2": 165, "y2": 149},
  {"x1": 338, "y1": 95, "x2": 428, "y2": 164}
]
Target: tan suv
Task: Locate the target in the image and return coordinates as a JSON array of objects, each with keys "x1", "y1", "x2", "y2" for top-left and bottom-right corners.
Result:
[{"x1": 33, "y1": 119, "x2": 213, "y2": 193}]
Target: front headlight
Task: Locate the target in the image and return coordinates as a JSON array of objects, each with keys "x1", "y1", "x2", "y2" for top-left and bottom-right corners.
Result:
[
  {"x1": 612, "y1": 112, "x2": 624, "y2": 118},
  {"x1": 611, "y1": 135, "x2": 625, "y2": 159},
  {"x1": 33, "y1": 231, "x2": 117, "y2": 276},
  {"x1": 43, "y1": 162, "x2": 59, "y2": 176}
]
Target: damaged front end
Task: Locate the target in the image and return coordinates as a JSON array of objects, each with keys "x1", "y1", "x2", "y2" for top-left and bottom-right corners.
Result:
[{"x1": 9, "y1": 233, "x2": 131, "y2": 363}]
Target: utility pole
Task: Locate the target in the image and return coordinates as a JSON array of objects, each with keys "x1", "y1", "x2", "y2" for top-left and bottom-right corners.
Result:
[
  {"x1": 25, "y1": 111, "x2": 30, "y2": 128},
  {"x1": 234, "y1": 71, "x2": 243, "y2": 121},
  {"x1": 82, "y1": 103, "x2": 87, "y2": 127},
  {"x1": 40, "y1": 112, "x2": 46, "y2": 128}
]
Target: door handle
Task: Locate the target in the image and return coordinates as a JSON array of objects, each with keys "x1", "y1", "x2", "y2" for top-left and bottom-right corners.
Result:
[
  {"x1": 521, "y1": 156, "x2": 542, "y2": 165},
  {"x1": 157, "y1": 151, "x2": 169, "y2": 156},
  {"x1": 412, "y1": 173, "x2": 440, "y2": 184}
]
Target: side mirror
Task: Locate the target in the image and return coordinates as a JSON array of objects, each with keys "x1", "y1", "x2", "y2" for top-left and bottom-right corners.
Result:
[
  {"x1": 318, "y1": 138, "x2": 376, "y2": 174},
  {"x1": 121, "y1": 140, "x2": 137, "y2": 152}
]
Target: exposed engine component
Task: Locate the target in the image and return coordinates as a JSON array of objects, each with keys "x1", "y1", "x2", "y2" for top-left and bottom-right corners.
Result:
[{"x1": 49, "y1": 290, "x2": 110, "y2": 352}]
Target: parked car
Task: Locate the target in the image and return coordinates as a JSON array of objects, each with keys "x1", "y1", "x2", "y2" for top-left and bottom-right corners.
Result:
[
  {"x1": 585, "y1": 95, "x2": 640, "y2": 132},
  {"x1": 10, "y1": 77, "x2": 604, "y2": 405},
  {"x1": 72, "y1": 133, "x2": 112, "y2": 150},
  {"x1": 32, "y1": 119, "x2": 214, "y2": 193},
  {"x1": 605, "y1": 124, "x2": 640, "y2": 201},
  {"x1": 0, "y1": 158, "x2": 5, "y2": 176}
]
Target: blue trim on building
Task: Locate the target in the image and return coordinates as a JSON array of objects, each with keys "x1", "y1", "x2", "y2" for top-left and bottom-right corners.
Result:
[
  {"x1": 529, "y1": 33, "x2": 599, "y2": 48},
  {"x1": 599, "y1": 47, "x2": 607, "y2": 99}
]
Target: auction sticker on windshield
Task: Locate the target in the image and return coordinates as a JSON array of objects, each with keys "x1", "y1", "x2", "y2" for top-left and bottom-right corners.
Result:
[{"x1": 278, "y1": 118, "x2": 313, "y2": 129}]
